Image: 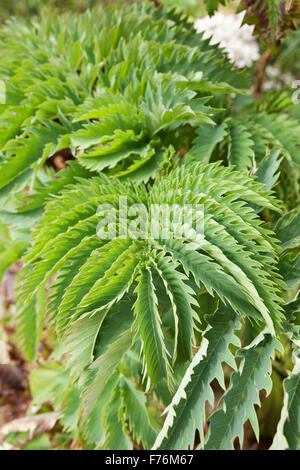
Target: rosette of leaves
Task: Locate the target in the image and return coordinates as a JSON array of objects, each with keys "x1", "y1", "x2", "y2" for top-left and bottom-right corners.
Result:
[{"x1": 15, "y1": 161, "x2": 288, "y2": 448}]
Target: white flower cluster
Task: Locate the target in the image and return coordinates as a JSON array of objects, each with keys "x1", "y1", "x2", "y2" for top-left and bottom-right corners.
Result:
[{"x1": 194, "y1": 12, "x2": 260, "y2": 68}]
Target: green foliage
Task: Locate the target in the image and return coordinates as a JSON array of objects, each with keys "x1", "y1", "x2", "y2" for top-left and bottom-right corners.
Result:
[
  {"x1": 0, "y1": 1, "x2": 247, "y2": 219},
  {"x1": 0, "y1": 223, "x2": 28, "y2": 280},
  {"x1": 0, "y1": 0, "x2": 99, "y2": 22},
  {"x1": 0, "y1": 1, "x2": 299, "y2": 451}
]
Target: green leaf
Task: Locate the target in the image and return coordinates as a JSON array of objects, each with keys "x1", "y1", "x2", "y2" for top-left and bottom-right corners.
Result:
[
  {"x1": 205, "y1": 0, "x2": 226, "y2": 16},
  {"x1": 185, "y1": 122, "x2": 227, "y2": 164},
  {"x1": 100, "y1": 385, "x2": 132, "y2": 450},
  {"x1": 281, "y1": 368, "x2": 300, "y2": 450},
  {"x1": 279, "y1": 252, "x2": 300, "y2": 288},
  {"x1": 120, "y1": 377, "x2": 156, "y2": 449},
  {"x1": 63, "y1": 310, "x2": 105, "y2": 379},
  {"x1": 80, "y1": 371, "x2": 120, "y2": 446},
  {"x1": 0, "y1": 235, "x2": 27, "y2": 281},
  {"x1": 275, "y1": 208, "x2": 300, "y2": 249},
  {"x1": 205, "y1": 334, "x2": 283, "y2": 449},
  {"x1": 82, "y1": 329, "x2": 134, "y2": 418}
]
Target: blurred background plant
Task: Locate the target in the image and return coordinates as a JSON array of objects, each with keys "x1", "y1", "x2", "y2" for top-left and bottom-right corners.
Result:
[{"x1": 0, "y1": 0, "x2": 99, "y2": 21}]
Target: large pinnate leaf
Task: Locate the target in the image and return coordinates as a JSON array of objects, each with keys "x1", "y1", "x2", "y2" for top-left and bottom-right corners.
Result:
[{"x1": 100, "y1": 385, "x2": 132, "y2": 450}]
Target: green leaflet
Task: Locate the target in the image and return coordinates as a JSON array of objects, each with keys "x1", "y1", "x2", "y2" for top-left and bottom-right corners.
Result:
[
  {"x1": 100, "y1": 384, "x2": 132, "y2": 450},
  {"x1": 275, "y1": 208, "x2": 300, "y2": 250},
  {"x1": 18, "y1": 161, "x2": 96, "y2": 213},
  {"x1": 205, "y1": 334, "x2": 283, "y2": 450},
  {"x1": 185, "y1": 122, "x2": 227, "y2": 164},
  {"x1": 64, "y1": 295, "x2": 135, "y2": 388},
  {"x1": 0, "y1": 121, "x2": 74, "y2": 192},
  {"x1": 154, "y1": 307, "x2": 241, "y2": 450},
  {"x1": 55, "y1": 240, "x2": 132, "y2": 335},
  {"x1": 227, "y1": 122, "x2": 254, "y2": 170},
  {"x1": 63, "y1": 311, "x2": 105, "y2": 379},
  {"x1": 204, "y1": 0, "x2": 226, "y2": 16},
  {"x1": 276, "y1": 207, "x2": 300, "y2": 288},
  {"x1": 29, "y1": 361, "x2": 81, "y2": 433},
  {"x1": 93, "y1": 297, "x2": 135, "y2": 358},
  {"x1": 48, "y1": 235, "x2": 101, "y2": 321},
  {"x1": 0, "y1": 133, "x2": 47, "y2": 191},
  {"x1": 80, "y1": 371, "x2": 120, "y2": 446},
  {"x1": 17, "y1": 162, "x2": 284, "y2": 369},
  {"x1": 133, "y1": 266, "x2": 172, "y2": 388},
  {"x1": 281, "y1": 295, "x2": 300, "y2": 342},
  {"x1": 279, "y1": 252, "x2": 300, "y2": 288},
  {"x1": 254, "y1": 149, "x2": 282, "y2": 191},
  {"x1": 74, "y1": 243, "x2": 140, "y2": 320},
  {"x1": 152, "y1": 252, "x2": 197, "y2": 364},
  {"x1": 81, "y1": 329, "x2": 134, "y2": 419},
  {"x1": 30, "y1": 363, "x2": 71, "y2": 408},
  {"x1": 0, "y1": 232, "x2": 28, "y2": 281},
  {"x1": 59, "y1": 387, "x2": 82, "y2": 433},
  {"x1": 16, "y1": 286, "x2": 46, "y2": 361},
  {"x1": 278, "y1": 364, "x2": 300, "y2": 450},
  {"x1": 120, "y1": 377, "x2": 157, "y2": 449},
  {"x1": 0, "y1": 0, "x2": 298, "y2": 452},
  {"x1": 0, "y1": 106, "x2": 32, "y2": 148},
  {"x1": 271, "y1": 355, "x2": 300, "y2": 450}
]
